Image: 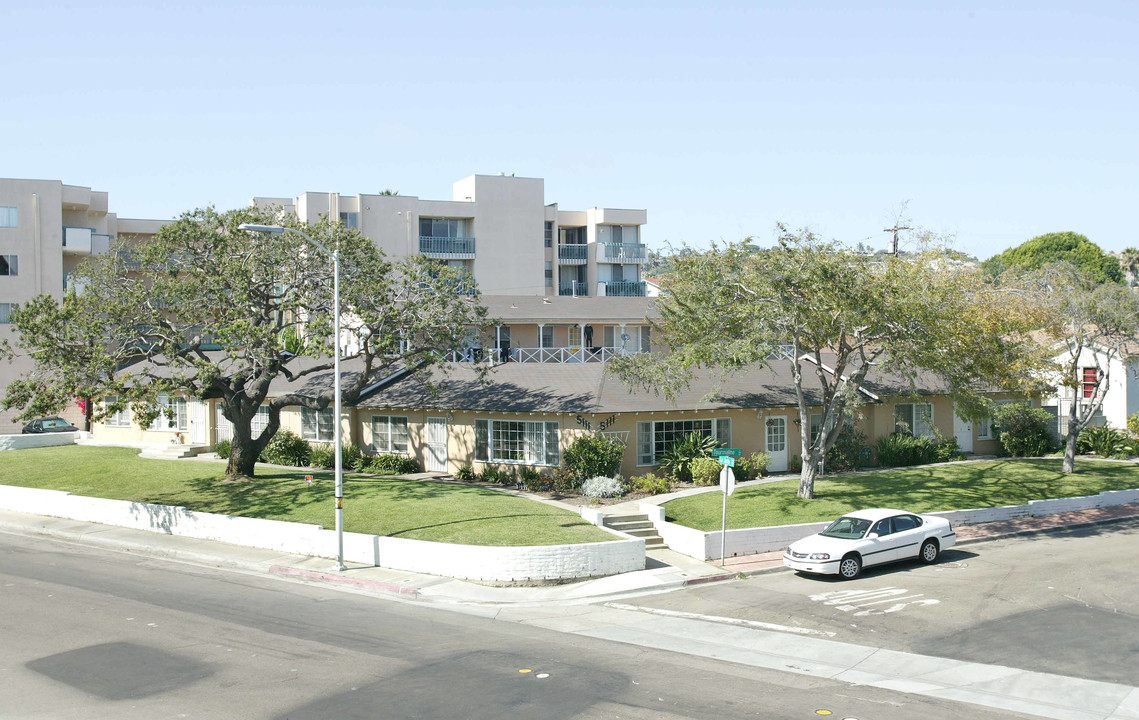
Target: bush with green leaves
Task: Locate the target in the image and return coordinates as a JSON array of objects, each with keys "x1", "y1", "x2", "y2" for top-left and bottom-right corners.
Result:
[
  {"x1": 661, "y1": 432, "x2": 718, "y2": 483},
  {"x1": 735, "y1": 451, "x2": 770, "y2": 481},
  {"x1": 518, "y1": 466, "x2": 551, "y2": 492},
  {"x1": 1128, "y1": 413, "x2": 1139, "y2": 439},
  {"x1": 1077, "y1": 425, "x2": 1127, "y2": 458},
  {"x1": 824, "y1": 426, "x2": 869, "y2": 473},
  {"x1": 991, "y1": 403, "x2": 1056, "y2": 457},
  {"x1": 455, "y1": 465, "x2": 477, "y2": 483},
  {"x1": 259, "y1": 429, "x2": 311, "y2": 467},
  {"x1": 368, "y1": 454, "x2": 421, "y2": 475},
  {"x1": 690, "y1": 456, "x2": 722, "y2": 486},
  {"x1": 342, "y1": 443, "x2": 366, "y2": 472},
  {"x1": 308, "y1": 443, "x2": 335, "y2": 470},
  {"x1": 214, "y1": 439, "x2": 231, "y2": 460},
  {"x1": 560, "y1": 435, "x2": 625, "y2": 487},
  {"x1": 630, "y1": 472, "x2": 671, "y2": 495},
  {"x1": 875, "y1": 433, "x2": 939, "y2": 467},
  {"x1": 581, "y1": 475, "x2": 626, "y2": 498},
  {"x1": 479, "y1": 466, "x2": 513, "y2": 485}
]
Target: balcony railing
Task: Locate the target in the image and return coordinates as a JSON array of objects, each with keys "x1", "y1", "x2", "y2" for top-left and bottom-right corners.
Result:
[
  {"x1": 557, "y1": 244, "x2": 588, "y2": 264},
  {"x1": 600, "y1": 280, "x2": 647, "y2": 297},
  {"x1": 558, "y1": 280, "x2": 588, "y2": 297},
  {"x1": 63, "y1": 227, "x2": 93, "y2": 255},
  {"x1": 444, "y1": 345, "x2": 645, "y2": 363},
  {"x1": 419, "y1": 236, "x2": 476, "y2": 258},
  {"x1": 601, "y1": 242, "x2": 647, "y2": 263}
]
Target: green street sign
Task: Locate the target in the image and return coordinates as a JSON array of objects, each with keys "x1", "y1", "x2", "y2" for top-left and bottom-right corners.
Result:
[
  {"x1": 712, "y1": 448, "x2": 742, "y2": 458},
  {"x1": 718, "y1": 455, "x2": 735, "y2": 467}
]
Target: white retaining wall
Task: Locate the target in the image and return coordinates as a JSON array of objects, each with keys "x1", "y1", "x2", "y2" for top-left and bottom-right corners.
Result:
[
  {"x1": 0, "y1": 485, "x2": 645, "y2": 584},
  {"x1": 643, "y1": 488, "x2": 1139, "y2": 561},
  {"x1": 0, "y1": 432, "x2": 82, "y2": 451}
]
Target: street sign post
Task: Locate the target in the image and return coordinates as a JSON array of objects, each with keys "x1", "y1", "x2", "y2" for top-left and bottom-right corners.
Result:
[
  {"x1": 719, "y1": 465, "x2": 735, "y2": 566},
  {"x1": 712, "y1": 448, "x2": 742, "y2": 458},
  {"x1": 718, "y1": 455, "x2": 735, "y2": 467}
]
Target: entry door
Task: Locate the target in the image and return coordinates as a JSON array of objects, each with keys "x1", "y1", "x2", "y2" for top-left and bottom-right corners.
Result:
[
  {"x1": 188, "y1": 399, "x2": 207, "y2": 445},
  {"x1": 953, "y1": 403, "x2": 973, "y2": 453},
  {"x1": 426, "y1": 417, "x2": 448, "y2": 472},
  {"x1": 765, "y1": 416, "x2": 788, "y2": 472}
]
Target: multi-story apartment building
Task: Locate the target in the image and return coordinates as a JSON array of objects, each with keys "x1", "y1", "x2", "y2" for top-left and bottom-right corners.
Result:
[{"x1": 251, "y1": 173, "x2": 650, "y2": 299}]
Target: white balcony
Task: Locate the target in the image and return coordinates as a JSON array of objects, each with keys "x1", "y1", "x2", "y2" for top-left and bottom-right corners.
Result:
[
  {"x1": 420, "y1": 236, "x2": 475, "y2": 260},
  {"x1": 600, "y1": 242, "x2": 648, "y2": 263},
  {"x1": 62, "y1": 227, "x2": 92, "y2": 255}
]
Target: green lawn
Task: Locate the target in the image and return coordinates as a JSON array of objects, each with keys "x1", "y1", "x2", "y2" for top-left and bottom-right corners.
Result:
[
  {"x1": 0, "y1": 446, "x2": 613, "y2": 546},
  {"x1": 665, "y1": 459, "x2": 1139, "y2": 531}
]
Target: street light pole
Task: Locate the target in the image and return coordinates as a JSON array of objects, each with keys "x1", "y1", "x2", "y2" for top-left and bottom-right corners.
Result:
[{"x1": 239, "y1": 223, "x2": 346, "y2": 571}]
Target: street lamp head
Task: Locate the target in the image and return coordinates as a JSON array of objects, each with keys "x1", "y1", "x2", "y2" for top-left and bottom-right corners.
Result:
[{"x1": 237, "y1": 223, "x2": 286, "y2": 235}]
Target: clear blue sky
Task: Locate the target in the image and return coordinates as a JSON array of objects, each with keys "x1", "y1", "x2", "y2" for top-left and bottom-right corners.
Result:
[{"x1": 3, "y1": 1, "x2": 1136, "y2": 260}]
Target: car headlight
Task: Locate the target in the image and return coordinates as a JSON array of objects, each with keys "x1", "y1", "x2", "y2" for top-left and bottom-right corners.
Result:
[{"x1": 809, "y1": 553, "x2": 830, "y2": 560}]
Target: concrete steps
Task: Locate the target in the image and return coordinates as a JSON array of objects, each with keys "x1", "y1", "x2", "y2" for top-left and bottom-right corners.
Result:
[
  {"x1": 138, "y1": 444, "x2": 210, "y2": 460},
  {"x1": 603, "y1": 513, "x2": 666, "y2": 550}
]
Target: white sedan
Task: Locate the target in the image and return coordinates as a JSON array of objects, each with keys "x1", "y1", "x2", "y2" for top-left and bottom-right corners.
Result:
[{"x1": 783, "y1": 508, "x2": 956, "y2": 579}]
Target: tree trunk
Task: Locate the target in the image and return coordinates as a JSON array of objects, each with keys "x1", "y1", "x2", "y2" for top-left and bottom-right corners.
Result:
[
  {"x1": 797, "y1": 460, "x2": 817, "y2": 499},
  {"x1": 226, "y1": 436, "x2": 258, "y2": 478},
  {"x1": 1062, "y1": 432, "x2": 1077, "y2": 474}
]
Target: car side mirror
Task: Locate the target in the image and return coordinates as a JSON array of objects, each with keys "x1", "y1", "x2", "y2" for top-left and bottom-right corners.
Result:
[{"x1": 866, "y1": 532, "x2": 879, "y2": 539}]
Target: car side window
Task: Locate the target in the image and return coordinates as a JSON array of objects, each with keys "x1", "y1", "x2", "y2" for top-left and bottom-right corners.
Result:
[
  {"x1": 872, "y1": 519, "x2": 893, "y2": 536},
  {"x1": 893, "y1": 515, "x2": 920, "y2": 532}
]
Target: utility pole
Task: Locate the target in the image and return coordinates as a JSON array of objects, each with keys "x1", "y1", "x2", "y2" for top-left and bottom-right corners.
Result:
[{"x1": 884, "y1": 224, "x2": 911, "y2": 256}]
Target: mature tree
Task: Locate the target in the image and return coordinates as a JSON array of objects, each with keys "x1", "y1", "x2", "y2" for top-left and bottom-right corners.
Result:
[
  {"x1": 1118, "y1": 247, "x2": 1139, "y2": 288},
  {"x1": 611, "y1": 227, "x2": 1040, "y2": 499},
  {"x1": 982, "y1": 231, "x2": 1123, "y2": 284},
  {"x1": 1020, "y1": 262, "x2": 1139, "y2": 473},
  {"x1": 2, "y1": 207, "x2": 488, "y2": 479}
]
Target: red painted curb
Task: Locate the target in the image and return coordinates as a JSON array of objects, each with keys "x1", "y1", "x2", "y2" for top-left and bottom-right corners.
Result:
[
  {"x1": 269, "y1": 565, "x2": 419, "y2": 597},
  {"x1": 682, "y1": 573, "x2": 737, "y2": 586}
]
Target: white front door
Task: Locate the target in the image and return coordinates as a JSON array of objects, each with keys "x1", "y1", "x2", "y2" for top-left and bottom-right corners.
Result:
[
  {"x1": 953, "y1": 404, "x2": 973, "y2": 453},
  {"x1": 765, "y1": 416, "x2": 788, "y2": 472},
  {"x1": 188, "y1": 399, "x2": 207, "y2": 444},
  {"x1": 426, "y1": 417, "x2": 448, "y2": 472}
]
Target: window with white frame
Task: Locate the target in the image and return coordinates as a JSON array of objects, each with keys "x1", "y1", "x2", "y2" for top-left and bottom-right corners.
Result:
[
  {"x1": 148, "y1": 395, "x2": 187, "y2": 431},
  {"x1": 474, "y1": 419, "x2": 559, "y2": 465},
  {"x1": 371, "y1": 415, "x2": 409, "y2": 453},
  {"x1": 251, "y1": 405, "x2": 270, "y2": 436},
  {"x1": 0, "y1": 303, "x2": 13, "y2": 324},
  {"x1": 638, "y1": 326, "x2": 651, "y2": 353},
  {"x1": 301, "y1": 406, "x2": 336, "y2": 442},
  {"x1": 0, "y1": 255, "x2": 16, "y2": 276},
  {"x1": 339, "y1": 211, "x2": 359, "y2": 230},
  {"x1": 419, "y1": 217, "x2": 462, "y2": 238},
  {"x1": 103, "y1": 396, "x2": 131, "y2": 427},
  {"x1": 540, "y1": 325, "x2": 554, "y2": 348},
  {"x1": 636, "y1": 418, "x2": 731, "y2": 465},
  {"x1": 894, "y1": 403, "x2": 934, "y2": 438},
  {"x1": 0, "y1": 207, "x2": 17, "y2": 228}
]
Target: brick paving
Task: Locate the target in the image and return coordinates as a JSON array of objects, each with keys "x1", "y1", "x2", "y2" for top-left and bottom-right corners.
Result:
[{"x1": 715, "y1": 502, "x2": 1139, "y2": 575}]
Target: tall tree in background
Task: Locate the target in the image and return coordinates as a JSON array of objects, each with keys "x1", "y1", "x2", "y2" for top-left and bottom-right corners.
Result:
[
  {"x1": 982, "y1": 231, "x2": 1123, "y2": 284},
  {"x1": 612, "y1": 227, "x2": 1040, "y2": 499},
  {"x1": 2, "y1": 207, "x2": 488, "y2": 479},
  {"x1": 1021, "y1": 262, "x2": 1139, "y2": 473}
]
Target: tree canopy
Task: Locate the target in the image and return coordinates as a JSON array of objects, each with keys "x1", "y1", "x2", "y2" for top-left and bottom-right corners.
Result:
[
  {"x1": 612, "y1": 227, "x2": 1040, "y2": 499},
  {"x1": 2, "y1": 206, "x2": 488, "y2": 478},
  {"x1": 982, "y1": 231, "x2": 1123, "y2": 284}
]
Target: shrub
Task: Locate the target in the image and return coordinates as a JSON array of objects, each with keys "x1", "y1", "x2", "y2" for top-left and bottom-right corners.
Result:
[
  {"x1": 735, "y1": 452, "x2": 770, "y2": 481},
  {"x1": 631, "y1": 472, "x2": 671, "y2": 495},
  {"x1": 309, "y1": 443, "x2": 335, "y2": 470},
  {"x1": 259, "y1": 429, "x2": 311, "y2": 467},
  {"x1": 552, "y1": 465, "x2": 581, "y2": 493},
  {"x1": 215, "y1": 439, "x2": 231, "y2": 460},
  {"x1": 369, "y1": 454, "x2": 421, "y2": 475},
  {"x1": 875, "y1": 433, "x2": 940, "y2": 467},
  {"x1": 991, "y1": 403, "x2": 1056, "y2": 457},
  {"x1": 789, "y1": 455, "x2": 803, "y2": 473},
  {"x1": 824, "y1": 427, "x2": 868, "y2": 473},
  {"x1": 581, "y1": 475, "x2": 626, "y2": 498},
  {"x1": 560, "y1": 435, "x2": 625, "y2": 487},
  {"x1": 342, "y1": 443, "x2": 366, "y2": 472},
  {"x1": 1077, "y1": 425, "x2": 1127, "y2": 458},
  {"x1": 1129, "y1": 413, "x2": 1139, "y2": 439},
  {"x1": 661, "y1": 432, "x2": 718, "y2": 483},
  {"x1": 455, "y1": 465, "x2": 477, "y2": 483},
  {"x1": 519, "y1": 466, "x2": 552, "y2": 492},
  {"x1": 479, "y1": 466, "x2": 512, "y2": 485},
  {"x1": 690, "y1": 456, "x2": 722, "y2": 486},
  {"x1": 934, "y1": 436, "x2": 965, "y2": 463}
]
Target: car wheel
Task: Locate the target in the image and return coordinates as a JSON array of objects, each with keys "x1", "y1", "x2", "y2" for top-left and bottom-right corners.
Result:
[
  {"x1": 920, "y1": 538, "x2": 940, "y2": 564},
  {"x1": 839, "y1": 554, "x2": 862, "y2": 580}
]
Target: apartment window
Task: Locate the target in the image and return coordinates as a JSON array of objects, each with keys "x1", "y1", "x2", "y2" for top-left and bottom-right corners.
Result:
[
  {"x1": 809, "y1": 413, "x2": 823, "y2": 443},
  {"x1": 371, "y1": 415, "x2": 409, "y2": 453},
  {"x1": 540, "y1": 325, "x2": 554, "y2": 348},
  {"x1": 301, "y1": 406, "x2": 336, "y2": 442},
  {"x1": 0, "y1": 255, "x2": 16, "y2": 276},
  {"x1": 545, "y1": 261, "x2": 553, "y2": 285},
  {"x1": 1081, "y1": 367, "x2": 1099, "y2": 399},
  {"x1": 103, "y1": 396, "x2": 131, "y2": 427},
  {"x1": 611, "y1": 264, "x2": 624, "y2": 282},
  {"x1": 894, "y1": 403, "x2": 934, "y2": 438},
  {"x1": 474, "y1": 419, "x2": 560, "y2": 465},
  {"x1": 148, "y1": 395, "x2": 187, "y2": 431},
  {"x1": 0, "y1": 303, "x2": 14, "y2": 323},
  {"x1": 544, "y1": 221, "x2": 553, "y2": 248},
  {"x1": 420, "y1": 218, "x2": 461, "y2": 238},
  {"x1": 0, "y1": 207, "x2": 16, "y2": 227},
  {"x1": 559, "y1": 227, "x2": 586, "y2": 245},
  {"x1": 636, "y1": 418, "x2": 730, "y2": 466},
  {"x1": 611, "y1": 225, "x2": 623, "y2": 243},
  {"x1": 638, "y1": 326, "x2": 651, "y2": 353},
  {"x1": 339, "y1": 212, "x2": 359, "y2": 230}
]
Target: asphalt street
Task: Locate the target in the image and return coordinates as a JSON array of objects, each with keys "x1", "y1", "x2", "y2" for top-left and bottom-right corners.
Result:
[
  {"x1": 628, "y1": 517, "x2": 1139, "y2": 687},
  {"x1": 0, "y1": 529, "x2": 1037, "y2": 720}
]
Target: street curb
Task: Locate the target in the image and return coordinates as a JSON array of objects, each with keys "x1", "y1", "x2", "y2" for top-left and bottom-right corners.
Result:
[
  {"x1": 954, "y1": 512, "x2": 1139, "y2": 546},
  {"x1": 269, "y1": 565, "x2": 421, "y2": 599}
]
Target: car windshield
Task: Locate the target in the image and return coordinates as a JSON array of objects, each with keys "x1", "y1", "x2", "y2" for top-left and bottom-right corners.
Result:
[
  {"x1": 820, "y1": 516, "x2": 872, "y2": 539},
  {"x1": 43, "y1": 419, "x2": 69, "y2": 428}
]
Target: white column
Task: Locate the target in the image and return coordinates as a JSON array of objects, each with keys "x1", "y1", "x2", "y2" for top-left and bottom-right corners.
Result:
[
  {"x1": 579, "y1": 322, "x2": 587, "y2": 363},
  {"x1": 619, "y1": 323, "x2": 627, "y2": 355}
]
